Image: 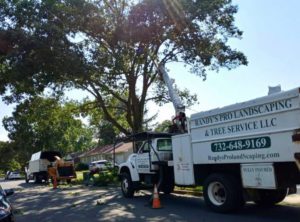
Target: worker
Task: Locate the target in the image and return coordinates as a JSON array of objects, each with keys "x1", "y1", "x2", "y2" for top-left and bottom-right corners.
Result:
[
  {"x1": 48, "y1": 166, "x2": 57, "y2": 189},
  {"x1": 172, "y1": 112, "x2": 187, "y2": 133}
]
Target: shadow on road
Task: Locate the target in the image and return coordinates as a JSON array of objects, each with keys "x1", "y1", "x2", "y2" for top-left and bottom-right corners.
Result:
[{"x1": 6, "y1": 182, "x2": 300, "y2": 222}]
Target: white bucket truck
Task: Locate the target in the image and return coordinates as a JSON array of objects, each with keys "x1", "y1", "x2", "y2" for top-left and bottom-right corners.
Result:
[{"x1": 118, "y1": 87, "x2": 300, "y2": 212}]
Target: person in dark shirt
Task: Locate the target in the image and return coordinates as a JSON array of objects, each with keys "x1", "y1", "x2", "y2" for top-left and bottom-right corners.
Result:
[{"x1": 172, "y1": 112, "x2": 187, "y2": 133}]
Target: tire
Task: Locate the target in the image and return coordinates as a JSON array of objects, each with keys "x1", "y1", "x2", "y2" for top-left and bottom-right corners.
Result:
[
  {"x1": 203, "y1": 174, "x2": 244, "y2": 213},
  {"x1": 34, "y1": 174, "x2": 42, "y2": 184},
  {"x1": 121, "y1": 172, "x2": 134, "y2": 198},
  {"x1": 254, "y1": 189, "x2": 287, "y2": 206},
  {"x1": 34, "y1": 175, "x2": 38, "y2": 183}
]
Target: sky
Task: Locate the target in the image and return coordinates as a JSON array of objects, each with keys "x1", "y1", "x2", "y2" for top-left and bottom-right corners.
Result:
[{"x1": 1, "y1": 0, "x2": 300, "y2": 141}]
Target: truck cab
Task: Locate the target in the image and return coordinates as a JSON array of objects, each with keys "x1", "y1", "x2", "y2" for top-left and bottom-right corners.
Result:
[{"x1": 118, "y1": 132, "x2": 175, "y2": 197}]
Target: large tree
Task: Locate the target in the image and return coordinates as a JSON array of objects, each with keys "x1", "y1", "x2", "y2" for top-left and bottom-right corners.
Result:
[
  {"x1": 0, "y1": 0, "x2": 247, "y2": 134},
  {"x1": 2, "y1": 96, "x2": 94, "y2": 162},
  {"x1": 0, "y1": 141, "x2": 21, "y2": 173}
]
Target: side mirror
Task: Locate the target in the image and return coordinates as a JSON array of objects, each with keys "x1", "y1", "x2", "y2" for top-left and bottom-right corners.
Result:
[{"x1": 4, "y1": 189, "x2": 14, "y2": 197}]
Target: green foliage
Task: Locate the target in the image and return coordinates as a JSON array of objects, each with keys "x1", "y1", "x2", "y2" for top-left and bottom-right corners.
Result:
[
  {"x1": 0, "y1": 0, "x2": 247, "y2": 134},
  {"x1": 75, "y1": 162, "x2": 89, "y2": 171},
  {"x1": 154, "y1": 120, "x2": 173, "y2": 133},
  {"x1": 78, "y1": 169, "x2": 119, "y2": 187},
  {"x1": 0, "y1": 141, "x2": 20, "y2": 173},
  {"x1": 2, "y1": 96, "x2": 94, "y2": 164},
  {"x1": 6, "y1": 159, "x2": 21, "y2": 171},
  {"x1": 85, "y1": 104, "x2": 121, "y2": 145},
  {"x1": 92, "y1": 170, "x2": 119, "y2": 186},
  {"x1": 73, "y1": 170, "x2": 88, "y2": 184}
]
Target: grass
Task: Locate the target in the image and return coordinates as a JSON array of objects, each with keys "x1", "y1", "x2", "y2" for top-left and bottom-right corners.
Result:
[
  {"x1": 73, "y1": 170, "x2": 89, "y2": 184},
  {"x1": 74, "y1": 169, "x2": 119, "y2": 186},
  {"x1": 74, "y1": 170, "x2": 202, "y2": 194},
  {"x1": 175, "y1": 186, "x2": 203, "y2": 192}
]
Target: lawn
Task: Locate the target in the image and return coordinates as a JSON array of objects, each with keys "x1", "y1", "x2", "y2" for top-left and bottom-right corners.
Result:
[{"x1": 75, "y1": 170, "x2": 119, "y2": 186}]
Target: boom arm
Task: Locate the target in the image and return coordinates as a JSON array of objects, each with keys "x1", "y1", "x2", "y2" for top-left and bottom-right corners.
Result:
[{"x1": 153, "y1": 60, "x2": 185, "y2": 115}]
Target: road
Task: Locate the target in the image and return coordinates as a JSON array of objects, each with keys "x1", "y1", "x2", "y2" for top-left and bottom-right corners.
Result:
[{"x1": 1, "y1": 179, "x2": 300, "y2": 222}]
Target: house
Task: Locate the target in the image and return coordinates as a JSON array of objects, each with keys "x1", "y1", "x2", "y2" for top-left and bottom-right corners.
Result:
[
  {"x1": 64, "y1": 151, "x2": 84, "y2": 163},
  {"x1": 109, "y1": 142, "x2": 133, "y2": 164},
  {"x1": 79, "y1": 142, "x2": 133, "y2": 165}
]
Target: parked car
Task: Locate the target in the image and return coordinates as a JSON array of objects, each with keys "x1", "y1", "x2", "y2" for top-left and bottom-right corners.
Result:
[
  {"x1": 88, "y1": 160, "x2": 119, "y2": 172},
  {"x1": 5, "y1": 171, "x2": 21, "y2": 180},
  {"x1": 89, "y1": 160, "x2": 109, "y2": 172},
  {"x1": 0, "y1": 185, "x2": 14, "y2": 222}
]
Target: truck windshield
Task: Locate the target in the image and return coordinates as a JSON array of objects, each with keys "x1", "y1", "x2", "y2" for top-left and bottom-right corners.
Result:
[{"x1": 157, "y1": 139, "x2": 172, "y2": 151}]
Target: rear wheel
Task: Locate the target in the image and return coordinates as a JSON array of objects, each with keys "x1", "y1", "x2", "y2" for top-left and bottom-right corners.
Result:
[
  {"x1": 34, "y1": 174, "x2": 42, "y2": 183},
  {"x1": 203, "y1": 174, "x2": 244, "y2": 213},
  {"x1": 121, "y1": 172, "x2": 134, "y2": 198},
  {"x1": 254, "y1": 189, "x2": 287, "y2": 206}
]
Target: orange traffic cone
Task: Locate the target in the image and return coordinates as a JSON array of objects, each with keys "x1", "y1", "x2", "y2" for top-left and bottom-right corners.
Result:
[{"x1": 152, "y1": 184, "x2": 162, "y2": 209}]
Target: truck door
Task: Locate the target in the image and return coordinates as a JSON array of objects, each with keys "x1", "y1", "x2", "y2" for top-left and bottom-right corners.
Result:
[{"x1": 135, "y1": 141, "x2": 151, "y2": 174}]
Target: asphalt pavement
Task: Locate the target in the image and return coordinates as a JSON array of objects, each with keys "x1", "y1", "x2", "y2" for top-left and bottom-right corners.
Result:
[{"x1": 1, "y1": 179, "x2": 300, "y2": 222}]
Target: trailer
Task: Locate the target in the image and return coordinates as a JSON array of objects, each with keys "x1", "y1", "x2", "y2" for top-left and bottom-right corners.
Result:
[{"x1": 25, "y1": 151, "x2": 76, "y2": 183}]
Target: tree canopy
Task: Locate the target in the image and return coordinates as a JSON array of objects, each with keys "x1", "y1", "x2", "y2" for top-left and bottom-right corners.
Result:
[
  {"x1": 0, "y1": 0, "x2": 247, "y2": 134},
  {"x1": 2, "y1": 96, "x2": 94, "y2": 162},
  {"x1": 0, "y1": 141, "x2": 21, "y2": 173}
]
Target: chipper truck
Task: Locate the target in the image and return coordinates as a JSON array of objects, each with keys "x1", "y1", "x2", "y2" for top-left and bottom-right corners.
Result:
[
  {"x1": 25, "y1": 151, "x2": 76, "y2": 184},
  {"x1": 118, "y1": 63, "x2": 300, "y2": 213}
]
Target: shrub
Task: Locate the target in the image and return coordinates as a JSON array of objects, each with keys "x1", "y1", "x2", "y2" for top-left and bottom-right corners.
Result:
[{"x1": 93, "y1": 170, "x2": 119, "y2": 186}]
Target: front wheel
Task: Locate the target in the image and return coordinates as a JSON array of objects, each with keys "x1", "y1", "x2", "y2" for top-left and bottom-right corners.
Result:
[
  {"x1": 203, "y1": 174, "x2": 244, "y2": 213},
  {"x1": 161, "y1": 167, "x2": 174, "y2": 194},
  {"x1": 121, "y1": 172, "x2": 134, "y2": 198}
]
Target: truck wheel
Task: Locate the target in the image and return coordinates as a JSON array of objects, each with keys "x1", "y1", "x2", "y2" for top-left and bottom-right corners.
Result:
[
  {"x1": 121, "y1": 172, "x2": 134, "y2": 198},
  {"x1": 203, "y1": 174, "x2": 244, "y2": 213},
  {"x1": 34, "y1": 175, "x2": 38, "y2": 183},
  {"x1": 254, "y1": 189, "x2": 287, "y2": 206},
  {"x1": 161, "y1": 172, "x2": 174, "y2": 194},
  {"x1": 34, "y1": 174, "x2": 41, "y2": 184}
]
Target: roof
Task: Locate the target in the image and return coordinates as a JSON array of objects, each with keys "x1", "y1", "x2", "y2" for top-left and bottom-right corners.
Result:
[
  {"x1": 65, "y1": 151, "x2": 85, "y2": 159},
  {"x1": 79, "y1": 144, "x2": 112, "y2": 158},
  {"x1": 109, "y1": 142, "x2": 132, "y2": 154},
  {"x1": 122, "y1": 131, "x2": 175, "y2": 142},
  {"x1": 79, "y1": 142, "x2": 133, "y2": 158}
]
